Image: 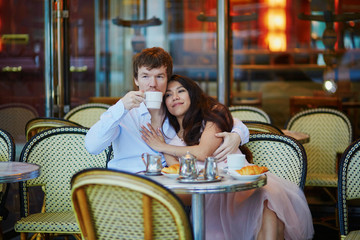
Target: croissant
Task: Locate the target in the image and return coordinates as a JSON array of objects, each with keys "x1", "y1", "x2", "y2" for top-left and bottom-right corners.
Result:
[
  {"x1": 236, "y1": 165, "x2": 268, "y2": 175},
  {"x1": 161, "y1": 164, "x2": 180, "y2": 174}
]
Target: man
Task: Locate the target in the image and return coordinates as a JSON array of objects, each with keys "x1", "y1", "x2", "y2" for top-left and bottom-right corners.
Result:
[{"x1": 85, "y1": 47, "x2": 248, "y2": 172}]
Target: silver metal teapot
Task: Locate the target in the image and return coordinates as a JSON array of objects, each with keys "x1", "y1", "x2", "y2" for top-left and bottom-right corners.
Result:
[{"x1": 179, "y1": 151, "x2": 198, "y2": 179}]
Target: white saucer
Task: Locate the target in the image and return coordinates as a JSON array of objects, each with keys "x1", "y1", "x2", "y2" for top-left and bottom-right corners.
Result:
[
  {"x1": 161, "y1": 172, "x2": 179, "y2": 179},
  {"x1": 227, "y1": 169, "x2": 266, "y2": 181}
]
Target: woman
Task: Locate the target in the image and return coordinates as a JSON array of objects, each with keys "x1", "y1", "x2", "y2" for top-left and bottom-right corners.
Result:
[{"x1": 141, "y1": 75, "x2": 314, "y2": 240}]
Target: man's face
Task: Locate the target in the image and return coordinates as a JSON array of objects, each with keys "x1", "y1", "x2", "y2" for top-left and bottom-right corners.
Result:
[{"x1": 134, "y1": 66, "x2": 168, "y2": 94}]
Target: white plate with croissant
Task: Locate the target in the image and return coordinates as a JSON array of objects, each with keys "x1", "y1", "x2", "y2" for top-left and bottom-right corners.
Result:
[
  {"x1": 161, "y1": 164, "x2": 180, "y2": 178},
  {"x1": 228, "y1": 165, "x2": 268, "y2": 181}
]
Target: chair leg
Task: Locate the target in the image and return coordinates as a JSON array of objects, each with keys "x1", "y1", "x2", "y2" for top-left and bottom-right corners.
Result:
[
  {"x1": 74, "y1": 234, "x2": 82, "y2": 240},
  {"x1": 29, "y1": 233, "x2": 42, "y2": 240},
  {"x1": 35, "y1": 233, "x2": 41, "y2": 240},
  {"x1": 20, "y1": 232, "x2": 28, "y2": 240},
  {"x1": 323, "y1": 187, "x2": 337, "y2": 204},
  {"x1": 0, "y1": 223, "x2": 3, "y2": 240}
]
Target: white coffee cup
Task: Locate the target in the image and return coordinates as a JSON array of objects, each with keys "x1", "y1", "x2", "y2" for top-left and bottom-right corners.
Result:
[
  {"x1": 145, "y1": 91, "x2": 163, "y2": 109},
  {"x1": 227, "y1": 153, "x2": 246, "y2": 170}
]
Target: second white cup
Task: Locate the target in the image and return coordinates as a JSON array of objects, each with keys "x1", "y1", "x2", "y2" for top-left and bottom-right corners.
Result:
[
  {"x1": 227, "y1": 153, "x2": 246, "y2": 170},
  {"x1": 145, "y1": 91, "x2": 163, "y2": 109}
]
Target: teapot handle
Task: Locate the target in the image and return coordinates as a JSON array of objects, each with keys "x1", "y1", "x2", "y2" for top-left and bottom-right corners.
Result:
[{"x1": 141, "y1": 153, "x2": 148, "y2": 166}]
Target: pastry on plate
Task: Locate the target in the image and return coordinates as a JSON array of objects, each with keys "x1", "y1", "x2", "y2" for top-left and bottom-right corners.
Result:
[
  {"x1": 161, "y1": 163, "x2": 180, "y2": 174},
  {"x1": 236, "y1": 165, "x2": 268, "y2": 175}
]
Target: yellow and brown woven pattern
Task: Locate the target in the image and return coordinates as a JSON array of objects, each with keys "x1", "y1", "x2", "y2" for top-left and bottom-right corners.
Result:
[
  {"x1": 0, "y1": 103, "x2": 38, "y2": 143},
  {"x1": 245, "y1": 133, "x2": 307, "y2": 189},
  {"x1": 338, "y1": 138, "x2": 360, "y2": 239},
  {"x1": 0, "y1": 128, "x2": 15, "y2": 163},
  {"x1": 243, "y1": 121, "x2": 284, "y2": 134},
  {"x1": 25, "y1": 117, "x2": 83, "y2": 141},
  {"x1": 15, "y1": 127, "x2": 110, "y2": 236},
  {"x1": 286, "y1": 108, "x2": 352, "y2": 187},
  {"x1": 229, "y1": 106, "x2": 272, "y2": 124},
  {"x1": 64, "y1": 103, "x2": 110, "y2": 128},
  {"x1": 341, "y1": 231, "x2": 360, "y2": 240},
  {"x1": 71, "y1": 169, "x2": 193, "y2": 240},
  {"x1": 14, "y1": 212, "x2": 79, "y2": 233},
  {"x1": 0, "y1": 128, "x2": 15, "y2": 222}
]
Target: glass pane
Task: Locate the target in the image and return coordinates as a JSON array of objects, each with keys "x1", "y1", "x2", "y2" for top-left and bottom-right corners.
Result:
[
  {"x1": 68, "y1": 0, "x2": 96, "y2": 107},
  {"x1": 94, "y1": 0, "x2": 218, "y2": 99},
  {"x1": 94, "y1": 0, "x2": 168, "y2": 99},
  {"x1": 170, "y1": 1, "x2": 218, "y2": 97},
  {"x1": 0, "y1": 0, "x2": 45, "y2": 133},
  {"x1": 229, "y1": 0, "x2": 360, "y2": 132}
]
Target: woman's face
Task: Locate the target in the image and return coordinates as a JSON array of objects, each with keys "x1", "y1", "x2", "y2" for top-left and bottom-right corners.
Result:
[{"x1": 165, "y1": 80, "x2": 191, "y2": 119}]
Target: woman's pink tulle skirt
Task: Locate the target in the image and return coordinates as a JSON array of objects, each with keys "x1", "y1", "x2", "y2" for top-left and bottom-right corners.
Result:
[{"x1": 203, "y1": 172, "x2": 314, "y2": 240}]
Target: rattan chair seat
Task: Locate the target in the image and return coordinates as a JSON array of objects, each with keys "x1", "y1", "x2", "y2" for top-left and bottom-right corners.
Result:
[
  {"x1": 306, "y1": 173, "x2": 338, "y2": 187},
  {"x1": 14, "y1": 212, "x2": 79, "y2": 233},
  {"x1": 344, "y1": 231, "x2": 360, "y2": 240}
]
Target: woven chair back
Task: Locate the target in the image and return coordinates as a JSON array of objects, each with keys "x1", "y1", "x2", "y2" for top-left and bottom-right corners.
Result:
[
  {"x1": 71, "y1": 169, "x2": 193, "y2": 240},
  {"x1": 0, "y1": 103, "x2": 38, "y2": 144},
  {"x1": 18, "y1": 127, "x2": 110, "y2": 216},
  {"x1": 229, "y1": 106, "x2": 271, "y2": 124},
  {"x1": 243, "y1": 121, "x2": 283, "y2": 135},
  {"x1": 0, "y1": 128, "x2": 15, "y2": 222},
  {"x1": 0, "y1": 128, "x2": 15, "y2": 163},
  {"x1": 245, "y1": 133, "x2": 307, "y2": 189},
  {"x1": 25, "y1": 117, "x2": 83, "y2": 141},
  {"x1": 285, "y1": 108, "x2": 352, "y2": 187},
  {"x1": 64, "y1": 103, "x2": 110, "y2": 128},
  {"x1": 338, "y1": 138, "x2": 360, "y2": 239}
]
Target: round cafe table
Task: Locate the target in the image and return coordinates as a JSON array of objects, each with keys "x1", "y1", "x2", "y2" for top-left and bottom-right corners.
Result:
[
  {"x1": 0, "y1": 162, "x2": 40, "y2": 183},
  {"x1": 146, "y1": 171, "x2": 267, "y2": 240}
]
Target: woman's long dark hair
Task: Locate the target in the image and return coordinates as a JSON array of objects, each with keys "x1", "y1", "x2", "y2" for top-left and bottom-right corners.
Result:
[{"x1": 164, "y1": 74, "x2": 233, "y2": 146}]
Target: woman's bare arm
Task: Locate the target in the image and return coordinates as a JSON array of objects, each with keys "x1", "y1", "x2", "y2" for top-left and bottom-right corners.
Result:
[
  {"x1": 163, "y1": 153, "x2": 179, "y2": 166},
  {"x1": 141, "y1": 122, "x2": 223, "y2": 161}
]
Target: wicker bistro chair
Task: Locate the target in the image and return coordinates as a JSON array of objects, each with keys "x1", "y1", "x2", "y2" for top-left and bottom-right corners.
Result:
[
  {"x1": 64, "y1": 103, "x2": 110, "y2": 128},
  {"x1": 14, "y1": 127, "x2": 111, "y2": 240},
  {"x1": 71, "y1": 168, "x2": 193, "y2": 240},
  {"x1": 229, "y1": 106, "x2": 271, "y2": 124},
  {"x1": 285, "y1": 108, "x2": 352, "y2": 191},
  {"x1": 0, "y1": 129, "x2": 15, "y2": 234},
  {"x1": 0, "y1": 103, "x2": 39, "y2": 152},
  {"x1": 25, "y1": 117, "x2": 83, "y2": 141},
  {"x1": 338, "y1": 139, "x2": 360, "y2": 240},
  {"x1": 243, "y1": 121, "x2": 284, "y2": 135},
  {"x1": 245, "y1": 133, "x2": 307, "y2": 189}
]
